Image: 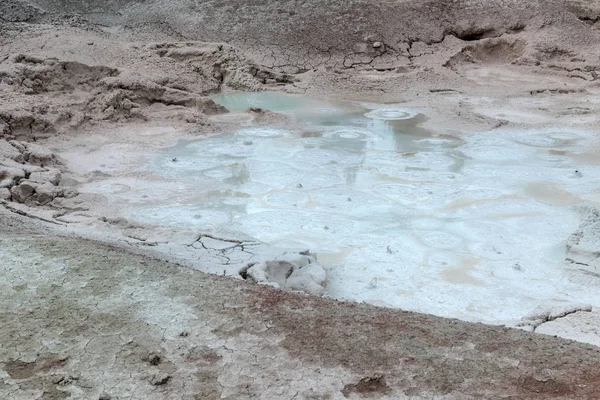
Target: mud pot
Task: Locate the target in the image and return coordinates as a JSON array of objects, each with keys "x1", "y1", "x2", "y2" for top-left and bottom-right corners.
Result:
[{"x1": 70, "y1": 92, "x2": 600, "y2": 325}]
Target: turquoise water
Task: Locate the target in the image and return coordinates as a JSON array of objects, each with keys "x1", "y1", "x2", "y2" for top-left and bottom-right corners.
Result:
[{"x1": 211, "y1": 91, "x2": 312, "y2": 113}]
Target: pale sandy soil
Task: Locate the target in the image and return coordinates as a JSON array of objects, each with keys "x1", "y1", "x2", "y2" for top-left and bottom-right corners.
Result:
[{"x1": 2, "y1": 0, "x2": 600, "y2": 398}]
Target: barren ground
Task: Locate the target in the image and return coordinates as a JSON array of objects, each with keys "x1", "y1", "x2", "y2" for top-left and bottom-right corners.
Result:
[{"x1": 2, "y1": 0, "x2": 600, "y2": 398}]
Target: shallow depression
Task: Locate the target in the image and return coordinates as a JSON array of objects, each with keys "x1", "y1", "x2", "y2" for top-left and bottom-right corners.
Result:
[{"x1": 127, "y1": 92, "x2": 600, "y2": 323}]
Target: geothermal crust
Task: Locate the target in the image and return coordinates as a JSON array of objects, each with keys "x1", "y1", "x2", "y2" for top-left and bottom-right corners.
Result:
[{"x1": 2, "y1": 0, "x2": 600, "y2": 398}]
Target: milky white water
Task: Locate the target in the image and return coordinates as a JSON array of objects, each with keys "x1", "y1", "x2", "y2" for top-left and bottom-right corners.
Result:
[{"x1": 134, "y1": 93, "x2": 600, "y2": 323}]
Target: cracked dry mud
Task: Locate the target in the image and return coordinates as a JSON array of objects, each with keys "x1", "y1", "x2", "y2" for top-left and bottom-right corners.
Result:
[
  {"x1": 3, "y1": 215, "x2": 600, "y2": 400},
  {"x1": 3, "y1": 0, "x2": 600, "y2": 398}
]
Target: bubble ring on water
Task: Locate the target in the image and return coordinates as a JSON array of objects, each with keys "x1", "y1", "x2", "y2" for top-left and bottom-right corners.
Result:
[
  {"x1": 323, "y1": 127, "x2": 382, "y2": 141},
  {"x1": 511, "y1": 131, "x2": 583, "y2": 148},
  {"x1": 364, "y1": 107, "x2": 419, "y2": 120},
  {"x1": 547, "y1": 131, "x2": 583, "y2": 142},
  {"x1": 420, "y1": 231, "x2": 463, "y2": 249},
  {"x1": 512, "y1": 134, "x2": 561, "y2": 148}
]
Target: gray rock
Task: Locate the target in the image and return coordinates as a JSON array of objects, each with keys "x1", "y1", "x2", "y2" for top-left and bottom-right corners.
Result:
[
  {"x1": 10, "y1": 181, "x2": 36, "y2": 203},
  {"x1": 62, "y1": 188, "x2": 78, "y2": 198},
  {"x1": 1, "y1": 158, "x2": 45, "y2": 174},
  {"x1": 0, "y1": 188, "x2": 10, "y2": 200},
  {"x1": 150, "y1": 373, "x2": 171, "y2": 386},
  {"x1": 58, "y1": 175, "x2": 80, "y2": 187},
  {"x1": 23, "y1": 143, "x2": 55, "y2": 166},
  {"x1": 8, "y1": 141, "x2": 26, "y2": 154},
  {"x1": 0, "y1": 165, "x2": 26, "y2": 188},
  {"x1": 29, "y1": 168, "x2": 61, "y2": 186},
  {"x1": 0, "y1": 140, "x2": 22, "y2": 161},
  {"x1": 245, "y1": 251, "x2": 327, "y2": 296},
  {"x1": 35, "y1": 182, "x2": 62, "y2": 205}
]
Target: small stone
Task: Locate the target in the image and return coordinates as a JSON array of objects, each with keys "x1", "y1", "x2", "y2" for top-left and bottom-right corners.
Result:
[
  {"x1": 150, "y1": 373, "x2": 171, "y2": 386},
  {"x1": 513, "y1": 263, "x2": 522, "y2": 271},
  {"x1": 243, "y1": 140, "x2": 253, "y2": 146},
  {"x1": 372, "y1": 41, "x2": 382, "y2": 48},
  {"x1": 324, "y1": 226, "x2": 329, "y2": 230},
  {"x1": 386, "y1": 245, "x2": 393, "y2": 254},
  {"x1": 147, "y1": 352, "x2": 161, "y2": 366},
  {"x1": 171, "y1": 157, "x2": 177, "y2": 162},
  {"x1": 296, "y1": 183, "x2": 303, "y2": 188},
  {"x1": 54, "y1": 375, "x2": 78, "y2": 385},
  {"x1": 99, "y1": 394, "x2": 112, "y2": 400}
]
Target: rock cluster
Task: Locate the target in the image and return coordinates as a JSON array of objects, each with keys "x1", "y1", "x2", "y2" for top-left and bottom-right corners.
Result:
[
  {"x1": 0, "y1": 139, "x2": 76, "y2": 206},
  {"x1": 244, "y1": 250, "x2": 327, "y2": 296}
]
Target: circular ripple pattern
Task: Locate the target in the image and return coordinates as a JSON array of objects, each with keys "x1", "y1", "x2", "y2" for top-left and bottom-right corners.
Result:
[
  {"x1": 365, "y1": 106, "x2": 419, "y2": 120},
  {"x1": 323, "y1": 127, "x2": 382, "y2": 141},
  {"x1": 420, "y1": 231, "x2": 463, "y2": 249}
]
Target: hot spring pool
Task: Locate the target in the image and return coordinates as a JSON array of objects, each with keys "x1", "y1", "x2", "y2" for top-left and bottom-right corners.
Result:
[{"x1": 130, "y1": 92, "x2": 600, "y2": 323}]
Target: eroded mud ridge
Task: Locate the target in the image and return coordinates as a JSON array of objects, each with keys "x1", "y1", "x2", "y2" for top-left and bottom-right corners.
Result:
[{"x1": 3, "y1": 0, "x2": 600, "y2": 398}]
